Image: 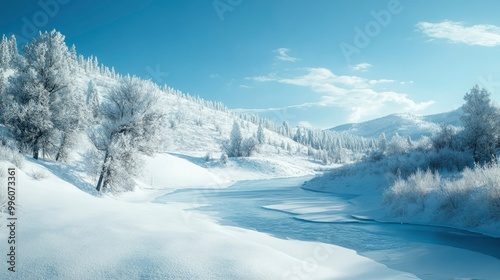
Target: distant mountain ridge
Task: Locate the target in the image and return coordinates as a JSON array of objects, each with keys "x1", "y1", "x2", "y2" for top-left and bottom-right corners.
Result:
[{"x1": 329, "y1": 109, "x2": 463, "y2": 140}]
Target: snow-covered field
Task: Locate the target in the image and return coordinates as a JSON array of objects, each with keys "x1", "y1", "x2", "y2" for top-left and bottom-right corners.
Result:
[{"x1": 0, "y1": 155, "x2": 417, "y2": 279}]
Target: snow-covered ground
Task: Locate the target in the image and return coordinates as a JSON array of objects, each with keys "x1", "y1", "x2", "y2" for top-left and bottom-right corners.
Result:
[
  {"x1": 303, "y1": 162, "x2": 500, "y2": 238},
  {"x1": 155, "y1": 167, "x2": 500, "y2": 280},
  {"x1": 300, "y1": 164, "x2": 500, "y2": 279},
  {"x1": 0, "y1": 155, "x2": 416, "y2": 279}
]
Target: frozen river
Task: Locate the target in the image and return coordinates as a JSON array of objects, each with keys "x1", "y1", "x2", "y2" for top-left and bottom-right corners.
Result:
[{"x1": 156, "y1": 176, "x2": 500, "y2": 279}]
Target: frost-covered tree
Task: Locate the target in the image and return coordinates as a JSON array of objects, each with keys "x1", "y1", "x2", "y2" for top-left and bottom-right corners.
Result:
[
  {"x1": 52, "y1": 85, "x2": 86, "y2": 161},
  {"x1": 3, "y1": 30, "x2": 83, "y2": 160},
  {"x1": 0, "y1": 35, "x2": 18, "y2": 68},
  {"x1": 432, "y1": 124, "x2": 456, "y2": 151},
  {"x1": 8, "y1": 35, "x2": 18, "y2": 65},
  {"x1": 257, "y1": 122, "x2": 265, "y2": 144},
  {"x1": 0, "y1": 68, "x2": 4, "y2": 95},
  {"x1": 461, "y1": 85, "x2": 498, "y2": 163},
  {"x1": 388, "y1": 133, "x2": 409, "y2": 155},
  {"x1": 406, "y1": 136, "x2": 413, "y2": 150},
  {"x1": 86, "y1": 80, "x2": 100, "y2": 120},
  {"x1": 241, "y1": 137, "x2": 257, "y2": 157},
  {"x1": 91, "y1": 76, "x2": 166, "y2": 192},
  {"x1": 0, "y1": 68, "x2": 5, "y2": 122},
  {"x1": 222, "y1": 121, "x2": 256, "y2": 157},
  {"x1": 293, "y1": 128, "x2": 302, "y2": 143},
  {"x1": 379, "y1": 133, "x2": 388, "y2": 153},
  {"x1": 223, "y1": 121, "x2": 243, "y2": 157},
  {"x1": 282, "y1": 121, "x2": 290, "y2": 137},
  {"x1": 0, "y1": 35, "x2": 11, "y2": 68}
]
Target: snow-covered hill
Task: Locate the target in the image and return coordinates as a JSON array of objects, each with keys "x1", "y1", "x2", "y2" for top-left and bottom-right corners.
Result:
[
  {"x1": 90, "y1": 73, "x2": 310, "y2": 152},
  {"x1": 330, "y1": 109, "x2": 463, "y2": 139},
  {"x1": 1, "y1": 58, "x2": 329, "y2": 183}
]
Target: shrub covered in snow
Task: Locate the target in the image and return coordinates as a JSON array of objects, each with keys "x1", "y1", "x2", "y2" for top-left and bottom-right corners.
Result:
[
  {"x1": 220, "y1": 152, "x2": 228, "y2": 165},
  {"x1": 0, "y1": 144, "x2": 24, "y2": 168},
  {"x1": 384, "y1": 162, "x2": 500, "y2": 229},
  {"x1": 384, "y1": 169, "x2": 440, "y2": 217},
  {"x1": 28, "y1": 169, "x2": 48, "y2": 181},
  {"x1": 357, "y1": 148, "x2": 473, "y2": 179}
]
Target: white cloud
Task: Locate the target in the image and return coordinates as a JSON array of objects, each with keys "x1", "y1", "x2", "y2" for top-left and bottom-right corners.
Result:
[
  {"x1": 350, "y1": 63, "x2": 372, "y2": 71},
  {"x1": 239, "y1": 84, "x2": 252, "y2": 89},
  {"x1": 274, "y1": 48, "x2": 299, "y2": 62},
  {"x1": 246, "y1": 75, "x2": 277, "y2": 82},
  {"x1": 400, "y1": 80, "x2": 414, "y2": 85},
  {"x1": 369, "y1": 79, "x2": 395, "y2": 85},
  {"x1": 416, "y1": 20, "x2": 500, "y2": 46},
  {"x1": 247, "y1": 67, "x2": 433, "y2": 122},
  {"x1": 209, "y1": 73, "x2": 220, "y2": 79}
]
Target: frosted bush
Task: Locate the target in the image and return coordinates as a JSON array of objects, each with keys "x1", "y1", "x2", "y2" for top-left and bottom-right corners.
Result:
[
  {"x1": 384, "y1": 169, "x2": 439, "y2": 216},
  {"x1": 428, "y1": 148, "x2": 472, "y2": 172},
  {"x1": 385, "y1": 161, "x2": 500, "y2": 229},
  {"x1": 11, "y1": 152, "x2": 24, "y2": 168},
  {"x1": 0, "y1": 145, "x2": 24, "y2": 168},
  {"x1": 220, "y1": 152, "x2": 228, "y2": 165},
  {"x1": 28, "y1": 169, "x2": 48, "y2": 181}
]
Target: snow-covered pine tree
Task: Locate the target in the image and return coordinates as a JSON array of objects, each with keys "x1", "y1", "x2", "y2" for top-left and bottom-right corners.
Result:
[
  {"x1": 461, "y1": 85, "x2": 499, "y2": 163},
  {"x1": 91, "y1": 76, "x2": 166, "y2": 192},
  {"x1": 8, "y1": 35, "x2": 18, "y2": 66},
  {"x1": 86, "y1": 80, "x2": 100, "y2": 120},
  {"x1": 282, "y1": 121, "x2": 290, "y2": 137},
  {"x1": 225, "y1": 121, "x2": 243, "y2": 157},
  {"x1": 406, "y1": 135, "x2": 413, "y2": 150},
  {"x1": 257, "y1": 122, "x2": 265, "y2": 144},
  {"x1": 379, "y1": 133, "x2": 387, "y2": 154},
  {"x1": 0, "y1": 35, "x2": 10, "y2": 68}
]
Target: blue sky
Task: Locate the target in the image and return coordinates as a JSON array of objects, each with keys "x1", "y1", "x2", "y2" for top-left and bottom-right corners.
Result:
[{"x1": 1, "y1": 0, "x2": 500, "y2": 128}]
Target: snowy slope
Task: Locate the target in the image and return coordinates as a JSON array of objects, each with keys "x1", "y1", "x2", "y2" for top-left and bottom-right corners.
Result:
[
  {"x1": 0, "y1": 157, "x2": 417, "y2": 280},
  {"x1": 330, "y1": 109, "x2": 463, "y2": 139},
  {"x1": 119, "y1": 152, "x2": 317, "y2": 202},
  {"x1": 67, "y1": 68, "x2": 327, "y2": 176}
]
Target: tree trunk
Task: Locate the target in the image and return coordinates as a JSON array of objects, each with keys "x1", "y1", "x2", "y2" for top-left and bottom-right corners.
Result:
[
  {"x1": 55, "y1": 132, "x2": 67, "y2": 162},
  {"x1": 96, "y1": 169, "x2": 105, "y2": 192},
  {"x1": 96, "y1": 150, "x2": 110, "y2": 192},
  {"x1": 33, "y1": 138, "x2": 39, "y2": 160}
]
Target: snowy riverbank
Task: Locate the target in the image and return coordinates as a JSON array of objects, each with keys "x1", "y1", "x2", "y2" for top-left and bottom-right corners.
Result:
[{"x1": 0, "y1": 154, "x2": 415, "y2": 279}]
